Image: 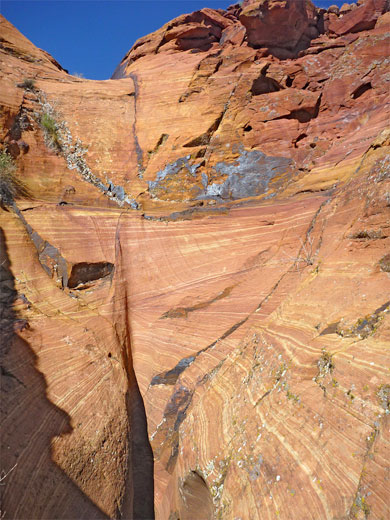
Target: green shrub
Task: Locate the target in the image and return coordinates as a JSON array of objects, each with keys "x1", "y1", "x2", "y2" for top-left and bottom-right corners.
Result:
[
  {"x1": 19, "y1": 78, "x2": 36, "y2": 90},
  {"x1": 41, "y1": 113, "x2": 61, "y2": 150},
  {"x1": 0, "y1": 151, "x2": 24, "y2": 207}
]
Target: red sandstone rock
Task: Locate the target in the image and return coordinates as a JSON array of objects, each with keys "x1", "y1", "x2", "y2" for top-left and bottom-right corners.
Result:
[
  {"x1": 339, "y1": 2, "x2": 358, "y2": 14},
  {"x1": 1, "y1": 2, "x2": 390, "y2": 519},
  {"x1": 328, "y1": 4, "x2": 340, "y2": 14},
  {"x1": 112, "y1": 8, "x2": 232, "y2": 73},
  {"x1": 239, "y1": 0, "x2": 318, "y2": 55},
  {"x1": 328, "y1": 0, "x2": 389, "y2": 35},
  {"x1": 376, "y1": 9, "x2": 390, "y2": 24}
]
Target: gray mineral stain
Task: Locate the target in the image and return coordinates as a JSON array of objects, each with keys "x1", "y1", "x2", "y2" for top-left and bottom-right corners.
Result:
[{"x1": 199, "y1": 148, "x2": 294, "y2": 200}]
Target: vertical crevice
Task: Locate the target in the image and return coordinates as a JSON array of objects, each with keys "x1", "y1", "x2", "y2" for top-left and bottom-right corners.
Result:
[
  {"x1": 129, "y1": 72, "x2": 145, "y2": 179},
  {"x1": 126, "y1": 372, "x2": 155, "y2": 519},
  {"x1": 114, "y1": 223, "x2": 155, "y2": 519}
]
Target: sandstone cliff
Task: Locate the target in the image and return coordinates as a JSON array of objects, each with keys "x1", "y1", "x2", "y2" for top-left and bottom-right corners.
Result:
[{"x1": 0, "y1": 1, "x2": 389, "y2": 519}]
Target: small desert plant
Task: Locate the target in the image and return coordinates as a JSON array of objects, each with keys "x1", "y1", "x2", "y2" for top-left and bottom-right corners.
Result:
[
  {"x1": 41, "y1": 112, "x2": 61, "y2": 150},
  {"x1": 0, "y1": 151, "x2": 18, "y2": 207},
  {"x1": 282, "y1": 235, "x2": 315, "y2": 271},
  {"x1": 19, "y1": 78, "x2": 36, "y2": 90},
  {"x1": 72, "y1": 72, "x2": 85, "y2": 78},
  {"x1": 379, "y1": 253, "x2": 390, "y2": 273},
  {"x1": 297, "y1": 235, "x2": 315, "y2": 267},
  {"x1": 0, "y1": 150, "x2": 29, "y2": 208}
]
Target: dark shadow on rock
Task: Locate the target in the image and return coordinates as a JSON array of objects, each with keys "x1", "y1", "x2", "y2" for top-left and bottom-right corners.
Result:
[
  {"x1": 0, "y1": 227, "x2": 108, "y2": 519},
  {"x1": 117, "y1": 303, "x2": 155, "y2": 520},
  {"x1": 125, "y1": 379, "x2": 155, "y2": 520},
  {"x1": 114, "y1": 228, "x2": 155, "y2": 520}
]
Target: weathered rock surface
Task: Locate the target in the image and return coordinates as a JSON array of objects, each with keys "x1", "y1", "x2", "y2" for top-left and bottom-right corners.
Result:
[
  {"x1": 0, "y1": 1, "x2": 389, "y2": 519},
  {"x1": 239, "y1": 0, "x2": 318, "y2": 56},
  {"x1": 327, "y1": 0, "x2": 389, "y2": 35}
]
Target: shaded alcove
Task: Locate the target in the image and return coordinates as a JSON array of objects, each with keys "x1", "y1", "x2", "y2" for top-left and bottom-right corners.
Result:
[{"x1": 178, "y1": 471, "x2": 214, "y2": 520}]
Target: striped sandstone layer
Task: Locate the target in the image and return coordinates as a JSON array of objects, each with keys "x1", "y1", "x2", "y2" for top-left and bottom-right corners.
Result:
[{"x1": 0, "y1": 1, "x2": 389, "y2": 519}]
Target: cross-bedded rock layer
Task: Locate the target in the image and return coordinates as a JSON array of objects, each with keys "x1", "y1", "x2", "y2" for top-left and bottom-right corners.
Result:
[{"x1": 0, "y1": 1, "x2": 389, "y2": 518}]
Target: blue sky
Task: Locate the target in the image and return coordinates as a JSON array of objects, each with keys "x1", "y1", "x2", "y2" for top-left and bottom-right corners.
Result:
[{"x1": 2, "y1": 0, "x2": 345, "y2": 80}]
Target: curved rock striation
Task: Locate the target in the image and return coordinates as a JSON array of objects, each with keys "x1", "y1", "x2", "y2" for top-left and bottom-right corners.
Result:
[{"x1": 0, "y1": 1, "x2": 389, "y2": 518}]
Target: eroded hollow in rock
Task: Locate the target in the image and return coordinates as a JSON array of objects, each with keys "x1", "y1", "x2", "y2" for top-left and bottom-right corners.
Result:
[
  {"x1": 67, "y1": 262, "x2": 114, "y2": 289},
  {"x1": 250, "y1": 75, "x2": 281, "y2": 96},
  {"x1": 351, "y1": 82, "x2": 372, "y2": 100},
  {"x1": 178, "y1": 471, "x2": 214, "y2": 520}
]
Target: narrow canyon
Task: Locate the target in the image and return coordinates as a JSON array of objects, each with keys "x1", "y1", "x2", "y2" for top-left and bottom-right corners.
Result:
[{"x1": 0, "y1": 0, "x2": 389, "y2": 518}]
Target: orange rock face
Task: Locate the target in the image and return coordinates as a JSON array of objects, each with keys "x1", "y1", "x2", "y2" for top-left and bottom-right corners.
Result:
[{"x1": 0, "y1": 1, "x2": 389, "y2": 519}]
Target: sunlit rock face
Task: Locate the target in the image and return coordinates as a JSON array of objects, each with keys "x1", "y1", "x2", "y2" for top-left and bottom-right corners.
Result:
[
  {"x1": 239, "y1": 0, "x2": 319, "y2": 57},
  {"x1": 0, "y1": 0, "x2": 389, "y2": 518}
]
